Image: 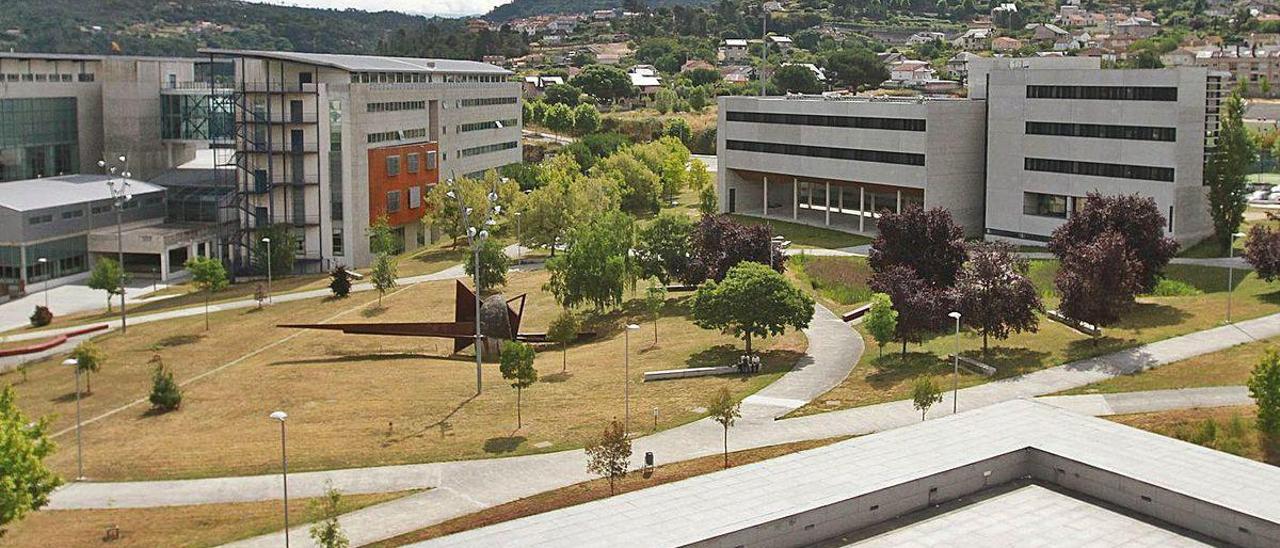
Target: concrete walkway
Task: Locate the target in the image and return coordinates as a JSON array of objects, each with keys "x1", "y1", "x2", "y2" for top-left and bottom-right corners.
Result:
[
  {"x1": 1035, "y1": 386, "x2": 1251, "y2": 416},
  {"x1": 0, "y1": 277, "x2": 173, "y2": 333}
]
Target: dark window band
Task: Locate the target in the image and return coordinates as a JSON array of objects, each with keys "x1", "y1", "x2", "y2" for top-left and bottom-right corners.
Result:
[
  {"x1": 985, "y1": 227, "x2": 1051, "y2": 242},
  {"x1": 1025, "y1": 121, "x2": 1176, "y2": 142},
  {"x1": 1026, "y1": 85, "x2": 1178, "y2": 101},
  {"x1": 725, "y1": 139, "x2": 925, "y2": 166},
  {"x1": 1024, "y1": 157, "x2": 1174, "y2": 182},
  {"x1": 726, "y1": 111, "x2": 926, "y2": 131}
]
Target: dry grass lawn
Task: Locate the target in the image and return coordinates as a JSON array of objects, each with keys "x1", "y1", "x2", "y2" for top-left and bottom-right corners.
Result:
[
  {"x1": 1058, "y1": 336, "x2": 1278, "y2": 395},
  {"x1": 0, "y1": 490, "x2": 413, "y2": 548},
  {"x1": 1108, "y1": 405, "x2": 1278, "y2": 465},
  {"x1": 3, "y1": 269, "x2": 806, "y2": 481},
  {"x1": 367, "y1": 437, "x2": 844, "y2": 547}
]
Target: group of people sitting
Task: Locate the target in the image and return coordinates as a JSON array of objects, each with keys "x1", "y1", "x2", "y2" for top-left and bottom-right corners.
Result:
[{"x1": 737, "y1": 353, "x2": 762, "y2": 373}]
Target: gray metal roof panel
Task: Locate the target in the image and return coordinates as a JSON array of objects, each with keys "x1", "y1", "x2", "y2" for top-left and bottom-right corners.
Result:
[{"x1": 0, "y1": 174, "x2": 164, "y2": 212}]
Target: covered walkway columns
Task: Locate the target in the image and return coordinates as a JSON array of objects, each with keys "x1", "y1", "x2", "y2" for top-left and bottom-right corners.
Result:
[{"x1": 724, "y1": 169, "x2": 923, "y2": 235}]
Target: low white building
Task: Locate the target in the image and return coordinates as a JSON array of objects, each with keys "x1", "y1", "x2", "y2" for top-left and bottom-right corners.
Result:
[
  {"x1": 628, "y1": 65, "x2": 662, "y2": 95},
  {"x1": 888, "y1": 60, "x2": 935, "y2": 85}
]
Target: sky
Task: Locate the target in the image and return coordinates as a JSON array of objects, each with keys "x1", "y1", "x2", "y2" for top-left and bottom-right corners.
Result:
[{"x1": 240, "y1": 0, "x2": 511, "y2": 18}]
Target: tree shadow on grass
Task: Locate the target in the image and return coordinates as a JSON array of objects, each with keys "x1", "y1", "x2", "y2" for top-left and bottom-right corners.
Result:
[
  {"x1": 150, "y1": 334, "x2": 204, "y2": 350},
  {"x1": 140, "y1": 406, "x2": 177, "y2": 418},
  {"x1": 685, "y1": 344, "x2": 741, "y2": 369},
  {"x1": 269, "y1": 352, "x2": 440, "y2": 366},
  {"x1": 970, "y1": 346, "x2": 1052, "y2": 379},
  {"x1": 483, "y1": 435, "x2": 527, "y2": 454},
  {"x1": 541, "y1": 371, "x2": 573, "y2": 383},
  {"x1": 864, "y1": 352, "x2": 954, "y2": 391},
  {"x1": 1256, "y1": 288, "x2": 1280, "y2": 306},
  {"x1": 51, "y1": 390, "x2": 88, "y2": 403},
  {"x1": 1115, "y1": 302, "x2": 1191, "y2": 331},
  {"x1": 382, "y1": 394, "x2": 477, "y2": 447},
  {"x1": 361, "y1": 305, "x2": 387, "y2": 318}
]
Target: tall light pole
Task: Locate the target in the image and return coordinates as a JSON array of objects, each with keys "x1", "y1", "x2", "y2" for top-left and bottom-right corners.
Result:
[
  {"x1": 624, "y1": 323, "x2": 640, "y2": 434},
  {"x1": 514, "y1": 211, "x2": 523, "y2": 261},
  {"x1": 62, "y1": 358, "x2": 84, "y2": 480},
  {"x1": 37, "y1": 257, "x2": 48, "y2": 308},
  {"x1": 269, "y1": 410, "x2": 290, "y2": 548},
  {"x1": 262, "y1": 237, "x2": 273, "y2": 304},
  {"x1": 948, "y1": 311, "x2": 962, "y2": 414},
  {"x1": 759, "y1": 1, "x2": 783, "y2": 97},
  {"x1": 100, "y1": 156, "x2": 131, "y2": 334},
  {"x1": 445, "y1": 175, "x2": 501, "y2": 395},
  {"x1": 1228, "y1": 231, "x2": 1245, "y2": 323}
]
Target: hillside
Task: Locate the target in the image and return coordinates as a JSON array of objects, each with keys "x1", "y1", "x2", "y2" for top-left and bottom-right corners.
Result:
[
  {"x1": 0, "y1": 0, "x2": 434, "y2": 56},
  {"x1": 486, "y1": 0, "x2": 714, "y2": 22}
]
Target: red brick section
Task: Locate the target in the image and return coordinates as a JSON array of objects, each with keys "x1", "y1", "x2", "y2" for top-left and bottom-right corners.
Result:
[
  {"x1": 368, "y1": 142, "x2": 439, "y2": 227},
  {"x1": 0, "y1": 324, "x2": 109, "y2": 357}
]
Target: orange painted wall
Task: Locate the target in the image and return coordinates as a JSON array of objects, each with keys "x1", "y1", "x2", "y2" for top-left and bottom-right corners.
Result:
[{"x1": 367, "y1": 142, "x2": 439, "y2": 227}]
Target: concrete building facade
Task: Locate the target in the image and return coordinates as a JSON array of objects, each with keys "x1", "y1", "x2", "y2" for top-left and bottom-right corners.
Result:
[
  {"x1": 718, "y1": 59, "x2": 1222, "y2": 246},
  {"x1": 717, "y1": 95, "x2": 988, "y2": 236},
  {"x1": 207, "y1": 49, "x2": 521, "y2": 271}
]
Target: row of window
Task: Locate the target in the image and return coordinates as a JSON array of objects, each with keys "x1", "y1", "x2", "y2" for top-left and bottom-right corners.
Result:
[
  {"x1": 1022, "y1": 192, "x2": 1088, "y2": 219},
  {"x1": 1024, "y1": 157, "x2": 1175, "y2": 182},
  {"x1": 725, "y1": 139, "x2": 926, "y2": 166},
  {"x1": 385, "y1": 150, "x2": 438, "y2": 176},
  {"x1": 458, "y1": 119, "x2": 517, "y2": 133},
  {"x1": 1, "y1": 73, "x2": 94, "y2": 82},
  {"x1": 725, "y1": 111, "x2": 927, "y2": 132},
  {"x1": 367, "y1": 127, "x2": 429, "y2": 144},
  {"x1": 1025, "y1": 121, "x2": 1177, "y2": 142},
  {"x1": 350, "y1": 72, "x2": 507, "y2": 84},
  {"x1": 385, "y1": 186, "x2": 424, "y2": 213},
  {"x1": 458, "y1": 97, "x2": 518, "y2": 108},
  {"x1": 1026, "y1": 85, "x2": 1179, "y2": 102},
  {"x1": 460, "y1": 141, "x2": 518, "y2": 158},
  {"x1": 367, "y1": 100, "x2": 426, "y2": 113}
]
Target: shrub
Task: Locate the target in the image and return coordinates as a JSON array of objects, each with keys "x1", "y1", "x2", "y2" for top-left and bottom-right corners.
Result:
[
  {"x1": 1147, "y1": 277, "x2": 1203, "y2": 297},
  {"x1": 329, "y1": 266, "x2": 353, "y2": 298},
  {"x1": 148, "y1": 355, "x2": 182, "y2": 411},
  {"x1": 29, "y1": 305, "x2": 52, "y2": 327},
  {"x1": 794, "y1": 256, "x2": 874, "y2": 305}
]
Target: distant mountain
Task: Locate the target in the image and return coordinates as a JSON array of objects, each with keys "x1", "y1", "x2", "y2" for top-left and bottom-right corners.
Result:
[
  {"x1": 486, "y1": 0, "x2": 714, "y2": 22},
  {"x1": 0, "y1": 0, "x2": 437, "y2": 56}
]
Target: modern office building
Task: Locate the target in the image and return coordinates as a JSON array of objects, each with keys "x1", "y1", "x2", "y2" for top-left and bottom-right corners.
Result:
[
  {"x1": 717, "y1": 95, "x2": 989, "y2": 235},
  {"x1": 0, "y1": 174, "x2": 220, "y2": 296},
  {"x1": 717, "y1": 58, "x2": 1223, "y2": 246},
  {"x1": 202, "y1": 49, "x2": 522, "y2": 271},
  {"x1": 980, "y1": 58, "x2": 1219, "y2": 244}
]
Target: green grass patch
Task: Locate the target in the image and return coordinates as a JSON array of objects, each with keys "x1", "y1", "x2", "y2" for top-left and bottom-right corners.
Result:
[
  {"x1": 1147, "y1": 277, "x2": 1204, "y2": 297},
  {"x1": 728, "y1": 214, "x2": 872, "y2": 250},
  {"x1": 790, "y1": 255, "x2": 873, "y2": 312}
]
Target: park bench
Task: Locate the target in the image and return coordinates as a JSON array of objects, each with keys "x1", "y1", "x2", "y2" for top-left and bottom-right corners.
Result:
[
  {"x1": 947, "y1": 354, "x2": 997, "y2": 377},
  {"x1": 1046, "y1": 310, "x2": 1102, "y2": 337}
]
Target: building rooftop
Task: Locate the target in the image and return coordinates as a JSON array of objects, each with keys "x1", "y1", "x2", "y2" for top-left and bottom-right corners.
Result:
[
  {"x1": 0, "y1": 51, "x2": 204, "y2": 63},
  {"x1": 418, "y1": 400, "x2": 1280, "y2": 547},
  {"x1": 0, "y1": 174, "x2": 163, "y2": 212},
  {"x1": 198, "y1": 48, "x2": 511, "y2": 75}
]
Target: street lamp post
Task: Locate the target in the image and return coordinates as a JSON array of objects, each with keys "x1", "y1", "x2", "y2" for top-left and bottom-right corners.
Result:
[
  {"x1": 1228, "y1": 231, "x2": 1245, "y2": 323},
  {"x1": 445, "y1": 175, "x2": 501, "y2": 395},
  {"x1": 625, "y1": 323, "x2": 640, "y2": 434},
  {"x1": 759, "y1": 1, "x2": 783, "y2": 97},
  {"x1": 99, "y1": 156, "x2": 132, "y2": 334},
  {"x1": 262, "y1": 237, "x2": 272, "y2": 304},
  {"x1": 37, "y1": 258, "x2": 48, "y2": 309},
  {"x1": 514, "y1": 211, "x2": 522, "y2": 261},
  {"x1": 948, "y1": 311, "x2": 962, "y2": 414},
  {"x1": 62, "y1": 358, "x2": 84, "y2": 480},
  {"x1": 269, "y1": 410, "x2": 290, "y2": 548}
]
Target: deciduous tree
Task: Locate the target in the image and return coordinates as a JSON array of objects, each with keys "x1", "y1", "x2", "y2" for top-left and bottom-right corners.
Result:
[
  {"x1": 771, "y1": 64, "x2": 823, "y2": 94},
  {"x1": 1054, "y1": 230, "x2": 1142, "y2": 336},
  {"x1": 0, "y1": 385, "x2": 61, "y2": 535},
  {"x1": 546, "y1": 309, "x2": 580, "y2": 372},
  {"x1": 499, "y1": 341, "x2": 538, "y2": 429},
  {"x1": 707, "y1": 387, "x2": 741, "y2": 469},
  {"x1": 1207, "y1": 91, "x2": 1257, "y2": 252},
  {"x1": 545, "y1": 211, "x2": 635, "y2": 311},
  {"x1": 593, "y1": 151, "x2": 661, "y2": 215},
  {"x1": 185, "y1": 256, "x2": 228, "y2": 331},
  {"x1": 570, "y1": 65, "x2": 635, "y2": 103},
  {"x1": 465, "y1": 239, "x2": 511, "y2": 293},
  {"x1": 71, "y1": 341, "x2": 104, "y2": 394},
  {"x1": 308, "y1": 482, "x2": 350, "y2": 548},
  {"x1": 543, "y1": 82, "x2": 583, "y2": 106},
  {"x1": 253, "y1": 224, "x2": 296, "y2": 277},
  {"x1": 1048, "y1": 193, "x2": 1177, "y2": 294},
  {"x1": 868, "y1": 206, "x2": 967, "y2": 289},
  {"x1": 571, "y1": 103, "x2": 601, "y2": 135},
  {"x1": 87, "y1": 258, "x2": 124, "y2": 312},
  {"x1": 863, "y1": 292, "x2": 898, "y2": 358},
  {"x1": 825, "y1": 47, "x2": 889, "y2": 90},
  {"x1": 691, "y1": 262, "x2": 814, "y2": 355},
  {"x1": 869, "y1": 265, "x2": 952, "y2": 356},
  {"x1": 911, "y1": 376, "x2": 942, "y2": 421},
  {"x1": 370, "y1": 253, "x2": 398, "y2": 307},
  {"x1": 635, "y1": 211, "x2": 693, "y2": 284},
  {"x1": 543, "y1": 102, "x2": 575, "y2": 134},
  {"x1": 955, "y1": 241, "x2": 1043, "y2": 354},
  {"x1": 645, "y1": 280, "x2": 667, "y2": 343},
  {"x1": 684, "y1": 214, "x2": 783, "y2": 285},
  {"x1": 585, "y1": 419, "x2": 632, "y2": 495},
  {"x1": 1244, "y1": 224, "x2": 1280, "y2": 281}
]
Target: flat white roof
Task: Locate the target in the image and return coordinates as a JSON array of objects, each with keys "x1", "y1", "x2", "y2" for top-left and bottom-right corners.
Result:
[
  {"x1": 418, "y1": 400, "x2": 1280, "y2": 547},
  {"x1": 199, "y1": 48, "x2": 511, "y2": 75},
  {"x1": 0, "y1": 174, "x2": 163, "y2": 212}
]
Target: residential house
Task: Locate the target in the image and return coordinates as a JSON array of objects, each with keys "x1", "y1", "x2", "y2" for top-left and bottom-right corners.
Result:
[
  {"x1": 768, "y1": 35, "x2": 794, "y2": 51},
  {"x1": 721, "y1": 65, "x2": 754, "y2": 84},
  {"x1": 781, "y1": 62, "x2": 826, "y2": 83},
  {"x1": 1027, "y1": 23, "x2": 1071, "y2": 44},
  {"x1": 888, "y1": 60, "x2": 935, "y2": 86},
  {"x1": 947, "y1": 51, "x2": 980, "y2": 80},
  {"x1": 1114, "y1": 16, "x2": 1161, "y2": 39},
  {"x1": 522, "y1": 75, "x2": 565, "y2": 98},
  {"x1": 907, "y1": 31, "x2": 948, "y2": 45},
  {"x1": 722, "y1": 39, "x2": 749, "y2": 62},
  {"x1": 628, "y1": 65, "x2": 663, "y2": 95},
  {"x1": 681, "y1": 59, "x2": 716, "y2": 73},
  {"x1": 953, "y1": 28, "x2": 993, "y2": 51},
  {"x1": 877, "y1": 51, "x2": 907, "y2": 67},
  {"x1": 993, "y1": 36, "x2": 1023, "y2": 52}
]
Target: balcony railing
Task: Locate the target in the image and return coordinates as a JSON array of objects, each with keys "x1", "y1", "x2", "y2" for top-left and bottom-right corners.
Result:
[{"x1": 239, "y1": 82, "x2": 321, "y2": 94}]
